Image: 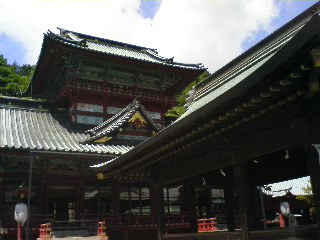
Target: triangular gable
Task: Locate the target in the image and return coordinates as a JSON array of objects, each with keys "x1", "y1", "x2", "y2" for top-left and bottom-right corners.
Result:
[{"x1": 82, "y1": 100, "x2": 161, "y2": 144}]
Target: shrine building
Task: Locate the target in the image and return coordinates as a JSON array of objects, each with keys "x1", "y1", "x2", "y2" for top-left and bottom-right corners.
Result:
[
  {"x1": 3, "y1": 2, "x2": 320, "y2": 240},
  {"x1": 0, "y1": 28, "x2": 205, "y2": 240}
]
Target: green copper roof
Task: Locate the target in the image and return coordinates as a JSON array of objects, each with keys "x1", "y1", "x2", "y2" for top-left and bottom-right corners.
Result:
[
  {"x1": 46, "y1": 28, "x2": 205, "y2": 70},
  {"x1": 177, "y1": 22, "x2": 304, "y2": 121}
]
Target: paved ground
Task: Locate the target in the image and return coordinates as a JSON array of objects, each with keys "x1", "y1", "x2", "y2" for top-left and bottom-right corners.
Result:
[{"x1": 52, "y1": 237, "x2": 101, "y2": 240}]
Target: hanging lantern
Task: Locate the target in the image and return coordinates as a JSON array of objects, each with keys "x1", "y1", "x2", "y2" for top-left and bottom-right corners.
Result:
[
  {"x1": 280, "y1": 201, "x2": 290, "y2": 218},
  {"x1": 14, "y1": 203, "x2": 28, "y2": 225}
]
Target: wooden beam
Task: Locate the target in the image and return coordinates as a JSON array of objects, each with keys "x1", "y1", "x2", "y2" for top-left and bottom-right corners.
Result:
[
  {"x1": 158, "y1": 148, "x2": 232, "y2": 185},
  {"x1": 224, "y1": 168, "x2": 236, "y2": 232},
  {"x1": 233, "y1": 122, "x2": 311, "y2": 161},
  {"x1": 152, "y1": 184, "x2": 165, "y2": 240},
  {"x1": 233, "y1": 162, "x2": 254, "y2": 240},
  {"x1": 0, "y1": 172, "x2": 4, "y2": 208}
]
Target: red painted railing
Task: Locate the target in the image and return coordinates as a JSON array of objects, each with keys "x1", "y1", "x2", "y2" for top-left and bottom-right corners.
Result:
[
  {"x1": 1, "y1": 212, "x2": 192, "y2": 235},
  {"x1": 97, "y1": 221, "x2": 108, "y2": 240},
  {"x1": 197, "y1": 218, "x2": 217, "y2": 232},
  {"x1": 39, "y1": 223, "x2": 51, "y2": 240}
]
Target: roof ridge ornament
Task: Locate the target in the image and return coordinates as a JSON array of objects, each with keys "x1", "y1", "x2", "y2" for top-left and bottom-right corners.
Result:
[
  {"x1": 47, "y1": 29, "x2": 88, "y2": 47},
  {"x1": 166, "y1": 57, "x2": 174, "y2": 64},
  {"x1": 184, "y1": 86, "x2": 196, "y2": 109}
]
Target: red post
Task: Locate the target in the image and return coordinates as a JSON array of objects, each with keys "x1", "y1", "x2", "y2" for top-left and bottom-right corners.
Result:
[
  {"x1": 97, "y1": 221, "x2": 108, "y2": 240},
  {"x1": 279, "y1": 214, "x2": 286, "y2": 228},
  {"x1": 17, "y1": 224, "x2": 21, "y2": 240},
  {"x1": 39, "y1": 223, "x2": 51, "y2": 240}
]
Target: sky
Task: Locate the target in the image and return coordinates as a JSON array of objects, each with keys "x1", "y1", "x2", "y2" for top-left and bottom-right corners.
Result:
[{"x1": 0, "y1": 0, "x2": 318, "y2": 73}]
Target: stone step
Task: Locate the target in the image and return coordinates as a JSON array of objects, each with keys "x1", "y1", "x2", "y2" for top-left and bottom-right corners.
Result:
[{"x1": 38, "y1": 236, "x2": 108, "y2": 240}]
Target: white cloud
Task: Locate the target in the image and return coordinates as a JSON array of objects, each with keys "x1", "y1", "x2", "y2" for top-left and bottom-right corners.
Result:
[
  {"x1": 151, "y1": 0, "x2": 278, "y2": 72},
  {"x1": 0, "y1": 0, "x2": 278, "y2": 72}
]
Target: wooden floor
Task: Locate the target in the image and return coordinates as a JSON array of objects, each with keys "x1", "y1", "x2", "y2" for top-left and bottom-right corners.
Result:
[{"x1": 163, "y1": 225, "x2": 318, "y2": 240}]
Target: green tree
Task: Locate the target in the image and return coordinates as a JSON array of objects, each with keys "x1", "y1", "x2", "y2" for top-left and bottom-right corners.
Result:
[
  {"x1": 0, "y1": 54, "x2": 34, "y2": 96},
  {"x1": 296, "y1": 180, "x2": 315, "y2": 219},
  {"x1": 166, "y1": 71, "x2": 210, "y2": 118}
]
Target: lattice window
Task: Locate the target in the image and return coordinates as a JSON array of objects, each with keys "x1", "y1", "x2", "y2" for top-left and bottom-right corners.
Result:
[
  {"x1": 164, "y1": 187, "x2": 181, "y2": 214},
  {"x1": 106, "y1": 106, "x2": 122, "y2": 115},
  {"x1": 77, "y1": 115, "x2": 104, "y2": 125},
  {"x1": 77, "y1": 103, "x2": 103, "y2": 113},
  {"x1": 120, "y1": 186, "x2": 150, "y2": 215}
]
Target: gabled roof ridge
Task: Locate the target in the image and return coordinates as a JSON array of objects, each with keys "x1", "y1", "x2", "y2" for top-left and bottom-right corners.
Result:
[
  {"x1": 0, "y1": 96, "x2": 56, "y2": 111},
  {"x1": 198, "y1": 1, "x2": 320, "y2": 87},
  {"x1": 44, "y1": 30, "x2": 205, "y2": 71},
  {"x1": 134, "y1": 103, "x2": 162, "y2": 132},
  {"x1": 0, "y1": 96, "x2": 48, "y2": 103},
  {"x1": 0, "y1": 105, "x2": 49, "y2": 112},
  {"x1": 178, "y1": 14, "x2": 320, "y2": 122},
  {"x1": 195, "y1": 22, "x2": 304, "y2": 101},
  {"x1": 57, "y1": 27, "x2": 157, "y2": 51},
  {"x1": 145, "y1": 49, "x2": 204, "y2": 68},
  {"x1": 86, "y1": 103, "x2": 134, "y2": 135},
  {"x1": 82, "y1": 100, "x2": 161, "y2": 144}
]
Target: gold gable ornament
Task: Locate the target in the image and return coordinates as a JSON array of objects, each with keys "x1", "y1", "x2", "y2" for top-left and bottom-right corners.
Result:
[{"x1": 129, "y1": 112, "x2": 147, "y2": 128}]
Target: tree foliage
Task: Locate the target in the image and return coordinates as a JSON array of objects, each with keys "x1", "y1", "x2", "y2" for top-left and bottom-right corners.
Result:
[
  {"x1": 166, "y1": 71, "x2": 210, "y2": 118},
  {"x1": 296, "y1": 180, "x2": 315, "y2": 219},
  {"x1": 0, "y1": 54, "x2": 34, "y2": 96}
]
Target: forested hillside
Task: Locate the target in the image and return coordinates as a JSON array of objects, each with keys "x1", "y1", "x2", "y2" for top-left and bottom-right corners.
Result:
[{"x1": 0, "y1": 54, "x2": 34, "y2": 96}]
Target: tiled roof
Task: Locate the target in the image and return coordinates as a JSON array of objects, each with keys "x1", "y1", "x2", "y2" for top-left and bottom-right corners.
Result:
[
  {"x1": 178, "y1": 22, "x2": 304, "y2": 121},
  {"x1": 0, "y1": 103, "x2": 134, "y2": 155},
  {"x1": 262, "y1": 176, "x2": 310, "y2": 198},
  {"x1": 84, "y1": 100, "x2": 161, "y2": 143},
  {"x1": 46, "y1": 28, "x2": 205, "y2": 70}
]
